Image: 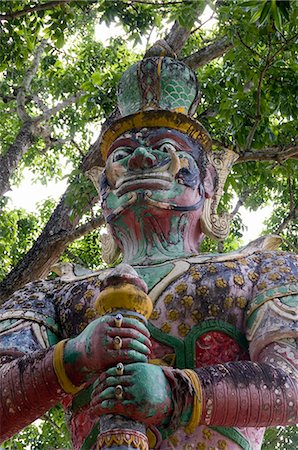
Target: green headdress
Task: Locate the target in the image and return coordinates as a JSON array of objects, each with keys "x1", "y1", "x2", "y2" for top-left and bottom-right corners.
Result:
[
  {"x1": 99, "y1": 55, "x2": 212, "y2": 161},
  {"x1": 91, "y1": 48, "x2": 238, "y2": 262}
]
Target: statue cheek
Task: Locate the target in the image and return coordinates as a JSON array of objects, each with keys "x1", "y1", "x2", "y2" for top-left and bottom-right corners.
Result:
[{"x1": 176, "y1": 167, "x2": 200, "y2": 190}]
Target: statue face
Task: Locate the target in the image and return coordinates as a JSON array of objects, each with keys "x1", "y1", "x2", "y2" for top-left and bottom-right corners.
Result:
[{"x1": 100, "y1": 128, "x2": 209, "y2": 222}]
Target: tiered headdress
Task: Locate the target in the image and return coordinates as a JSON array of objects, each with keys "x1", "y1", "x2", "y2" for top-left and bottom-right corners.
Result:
[{"x1": 91, "y1": 48, "x2": 238, "y2": 262}]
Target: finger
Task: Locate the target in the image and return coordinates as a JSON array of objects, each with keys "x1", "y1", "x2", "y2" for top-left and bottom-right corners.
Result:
[
  {"x1": 102, "y1": 375, "x2": 132, "y2": 389},
  {"x1": 121, "y1": 338, "x2": 151, "y2": 355},
  {"x1": 108, "y1": 328, "x2": 151, "y2": 348},
  {"x1": 107, "y1": 316, "x2": 150, "y2": 339},
  {"x1": 100, "y1": 399, "x2": 117, "y2": 410},
  {"x1": 98, "y1": 386, "x2": 117, "y2": 401},
  {"x1": 108, "y1": 349, "x2": 148, "y2": 364}
]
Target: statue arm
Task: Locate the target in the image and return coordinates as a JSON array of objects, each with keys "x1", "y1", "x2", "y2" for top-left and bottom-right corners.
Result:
[
  {"x1": 164, "y1": 290, "x2": 298, "y2": 431},
  {"x1": 0, "y1": 280, "x2": 67, "y2": 441},
  {"x1": 0, "y1": 345, "x2": 67, "y2": 441}
]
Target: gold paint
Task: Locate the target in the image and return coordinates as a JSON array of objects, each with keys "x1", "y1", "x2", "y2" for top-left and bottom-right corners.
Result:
[
  {"x1": 202, "y1": 428, "x2": 212, "y2": 440},
  {"x1": 84, "y1": 308, "x2": 96, "y2": 320},
  {"x1": 215, "y1": 278, "x2": 228, "y2": 289},
  {"x1": 175, "y1": 283, "x2": 188, "y2": 294},
  {"x1": 191, "y1": 310, "x2": 203, "y2": 323},
  {"x1": 233, "y1": 275, "x2": 244, "y2": 286},
  {"x1": 268, "y1": 273, "x2": 281, "y2": 281},
  {"x1": 169, "y1": 435, "x2": 179, "y2": 447},
  {"x1": 224, "y1": 297, "x2": 233, "y2": 309},
  {"x1": 168, "y1": 309, "x2": 179, "y2": 321},
  {"x1": 84, "y1": 289, "x2": 95, "y2": 299},
  {"x1": 236, "y1": 297, "x2": 248, "y2": 308},
  {"x1": 182, "y1": 295, "x2": 194, "y2": 308},
  {"x1": 196, "y1": 285, "x2": 209, "y2": 296},
  {"x1": 208, "y1": 304, "x2": 220, "y2": 316},
  {"x1": 151, "y1": 308, "x2": 161, "y2": 320},
  {"x1": 164, "y1": 294, "x2": 174, "y2": 304},
  {"x1": 53, "y1": 340, "x2": 85, "y2": 395},
  {"x1": 183, "y1": 369, "x2": 203, "y2": 435},
  {"x1": 100, "y1": 110, "x2": 212, "y2": 160},
  {"x1": 161, "y1": 322, "x2": 171, "y2": 334},
  {"x1": 95, "y1": 284, "x2": 153, "y2": 320},
  {"x1": 218, "y1": 440, "x2": 228, "y2": 449},
  {"x1": 178, "y1": 323, "x2": 190, "y2": 337},
  {"x1": 197, "y1": 443, "x2": 206, "y2": 450},
  {"x1": 248, "y1": 271, "x2": 259, "y2": 282},
  {"x1": 207, "y1": 265, "x2": 217, "y2": 273},
  {"x1": 97, "y1": 430, "x2": 148, "y2": 450},
  {"x1": 257, "y1": 281, "x2": 268, "y2": 291}
]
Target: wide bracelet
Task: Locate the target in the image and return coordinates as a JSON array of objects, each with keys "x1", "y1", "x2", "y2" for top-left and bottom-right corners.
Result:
[
  {"x1": 53, "y1": 339, "x2": 85, "y2": 395},
  {"x1": 183, "y1": 369, "x2": 203, "y2": 434}
]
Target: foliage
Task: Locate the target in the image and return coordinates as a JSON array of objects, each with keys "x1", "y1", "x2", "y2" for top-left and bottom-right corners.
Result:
[
  {"x1": 3, "y1": 405, "x2": 71, "y2": 449},
  {"x1": 0, "y1": 0, "x2": 297, "y2": 447},
  {"x1": 0, "y1": 198, "x2": 56, "y2": 281}
]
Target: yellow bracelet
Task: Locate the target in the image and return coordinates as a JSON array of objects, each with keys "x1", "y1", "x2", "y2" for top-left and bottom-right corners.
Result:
[
  {"x1": 53, "y1": 340, "x2": 85, "y2": 395},
  {"x1": 183, "y1": 369, "x2": 203, "y2": 435}
]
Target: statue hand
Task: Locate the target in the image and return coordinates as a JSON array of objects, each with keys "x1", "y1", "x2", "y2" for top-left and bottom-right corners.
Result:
[
  {"x1": 63, "y1": 316, "x2": 151, "y2": 385},
  {"x1": 90, "y1": 363, "x2": 173, "y2": 426}
]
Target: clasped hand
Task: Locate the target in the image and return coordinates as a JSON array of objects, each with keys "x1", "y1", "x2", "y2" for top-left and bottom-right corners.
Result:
[{"x1": 63, "y1": 314, "x2": 173, "y2": 426}]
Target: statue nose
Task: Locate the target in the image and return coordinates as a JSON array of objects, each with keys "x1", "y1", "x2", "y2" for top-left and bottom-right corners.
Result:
[{"x1": 128, "y1": 147, "x2": 157, "y2": 170}]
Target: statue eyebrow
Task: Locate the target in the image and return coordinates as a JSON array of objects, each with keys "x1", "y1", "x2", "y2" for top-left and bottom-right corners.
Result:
[
  {"x1": 149, "y1": 133, "x2": 192, "y2": 151},
  {"x1": 108, "y1": 137, "x2": 136, "y2": 156}
]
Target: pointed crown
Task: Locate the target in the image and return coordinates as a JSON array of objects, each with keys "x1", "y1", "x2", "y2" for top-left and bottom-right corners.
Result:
[{"x1": 99, "y1": 55, "x2": 212, "y2": 161}]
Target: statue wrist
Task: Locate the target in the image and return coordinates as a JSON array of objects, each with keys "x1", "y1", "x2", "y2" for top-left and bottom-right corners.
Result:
[
  {"x1": 53, "y1": 339, "x2": 85, "y2": 394},
  {"x1": 160, "y1": 367, "x2": 202, "y2": 437}
]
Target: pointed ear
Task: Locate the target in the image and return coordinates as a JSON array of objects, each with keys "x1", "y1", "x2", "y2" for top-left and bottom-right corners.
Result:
[{"x1": 203, "y1": 164, "x2": 216, "y2": 199}]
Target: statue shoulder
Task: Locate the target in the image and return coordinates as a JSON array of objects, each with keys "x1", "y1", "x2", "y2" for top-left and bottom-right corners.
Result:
[{"x1": 187, "y1": 234, "x2": 286, "y2": 265}]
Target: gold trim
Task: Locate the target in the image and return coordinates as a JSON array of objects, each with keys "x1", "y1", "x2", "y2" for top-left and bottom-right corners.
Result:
[
  {"x1": 53, "y1": 340, "x2": 85, "y2": 395},
  {"x1": 95, "y1": 284, "x2": 153, "y2": 320},
  {"x1": 97, "y1": 429, "x2": 148, "y2": 450},
  {"x1": 99, "y1": 110, "x2": 212, "y2": 161},
  {"x1": 183, "y1": 369, "x2": 203, "y2": 434}
]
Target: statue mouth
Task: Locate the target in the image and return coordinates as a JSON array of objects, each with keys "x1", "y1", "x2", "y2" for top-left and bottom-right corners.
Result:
[{"x1": 115, "y1": 174, "x2": 173, "y2": 196}]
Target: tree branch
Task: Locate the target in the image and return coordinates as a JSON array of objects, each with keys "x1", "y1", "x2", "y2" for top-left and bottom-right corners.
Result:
[
  {"x1": 0, "y1": 0, "x2": 70, "y2": 21},
  {"x1": 245, "y1": 65, "x2": 267, "y2": 150},
  {"x1": 0, "y1": 122, "x2": 35, "y2": 197},
  {"x1": 164, "y1": 21, "x2": 192, "y2": 55},
  {"x1": 183, "y1": 36, "x2": 233, "y2": 69},
  {"x1": 275, "y1": 203, "x2": 298, "y2": 235},
  {"x1": 230, "y1": 191, "x2": 250, "y2": 218},
  {"x1": 34, "y1": 92, "x2": 84, "y2": 123},
  {"x1": 16, "y1": 40, "x2": 47, "y2": 121},
  {"x1": 236, "y1": 145, "x2": 298, "y2": 163}
]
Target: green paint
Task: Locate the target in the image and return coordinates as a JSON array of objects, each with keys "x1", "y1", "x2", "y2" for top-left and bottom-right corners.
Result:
[
  {"x1": 246, "y1": 283, "x2": 298, "y2": 318},
  {"x1": 148, "y1": 322, "x2": 185, "y2": 368},
  {"x1": 135, "y1": 262, "x2": 174, "y2": 291},
  {"x1": 152, "y1": 181, "x2": 184, "y2": 201},
  {"x1": 148, "y1": 320, "x2": 248, "y2": 370},
  {"x1": 80, "y1": 423, "x2": 100, "y2": 450},
  {"x1": 280, "y1": 294, "x2": 298, "y2": 307},
  {"x1": 211, "y1": 426, "x2": 252, "y2": 450},
  {"x1": 72, "y1": 384, "x2": 94, "y2": 412},
  {"x1": 47, "y1": 329, "x2": 59, "y2": 346},
  {"x1": 246, "y1": 309, "x2": 259, "y2": 330}
]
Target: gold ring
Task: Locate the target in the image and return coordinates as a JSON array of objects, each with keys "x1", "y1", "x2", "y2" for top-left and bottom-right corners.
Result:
[
  {"x1": 115, "y1": 384, "x2": 123, "y2": 400},
  {"x1": 114, "y1": 313, "x2": 123, "y2": 328},
  {"x1": 116, "y1": 362, "x2": 124, "y2": 376},
  {"x1": 113, "y1": 336, "x2": 122, "y2": 350}
]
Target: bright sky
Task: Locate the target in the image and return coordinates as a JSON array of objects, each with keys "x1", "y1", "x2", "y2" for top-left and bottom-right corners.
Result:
[{"x1": 5, "y1": 6, "x2": 272, "y2": 246}]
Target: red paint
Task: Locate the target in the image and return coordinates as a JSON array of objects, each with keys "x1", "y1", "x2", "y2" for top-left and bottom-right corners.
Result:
[{"x1": 195, "y1": 331, "x2": 249, "y2": 367}]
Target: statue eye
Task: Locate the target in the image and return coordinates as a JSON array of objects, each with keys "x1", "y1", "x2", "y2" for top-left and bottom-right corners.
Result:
[
  {"x1": 159, "y1": 142, "x2": 177, "y2": 153},
  {"x1": 113, "y1": 148, "x2": 132, "y2": 162}
]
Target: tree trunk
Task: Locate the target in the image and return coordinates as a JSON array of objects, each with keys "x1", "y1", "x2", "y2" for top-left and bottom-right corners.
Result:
[{"x1": 0, "y1": 122, "x2": 35, "y2": 198}]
